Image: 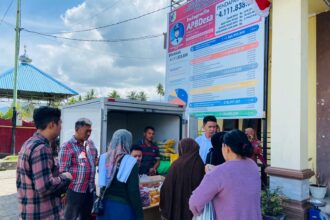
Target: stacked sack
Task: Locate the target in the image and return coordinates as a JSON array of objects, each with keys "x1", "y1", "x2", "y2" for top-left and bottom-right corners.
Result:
[{"x1": 157, "y1": 139, "x2": 176, "y2": 160}]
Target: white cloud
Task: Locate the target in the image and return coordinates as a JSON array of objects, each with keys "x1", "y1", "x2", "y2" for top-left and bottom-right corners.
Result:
[{"x1": 1, "y1": 0, "x2": 170, "y2": 101}]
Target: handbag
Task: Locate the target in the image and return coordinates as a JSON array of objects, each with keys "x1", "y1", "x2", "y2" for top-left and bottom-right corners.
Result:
[
  {"x1": 192, "y1": 202, "x2": 215, "y2": 220},
  {"x1": 91, "y1": 189, "x2": 105, "y2": 217},
  {"x1": 91, "y1": 159, "x2": 122, "y2": 217}
]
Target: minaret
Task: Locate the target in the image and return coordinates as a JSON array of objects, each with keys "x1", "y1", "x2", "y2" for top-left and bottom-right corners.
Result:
[{"x1": 19, "y1": 45, "x2": 32, "y2": 64}]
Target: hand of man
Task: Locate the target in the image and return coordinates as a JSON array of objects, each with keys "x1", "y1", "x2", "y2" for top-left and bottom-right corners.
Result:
[
  {"x1": 62, "y1": 172, "x2": 73, "y2": 180},
  {"x1": 149, "y1": 168, "x2": 156, "y2": 176},
  {"x1": 61, "y1": 194, "x2": 67, "y2": 206}
]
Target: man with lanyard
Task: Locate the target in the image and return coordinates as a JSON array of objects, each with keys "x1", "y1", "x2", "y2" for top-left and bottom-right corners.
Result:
[
  {"x1": 138, "y1": 126, "x2": 160, "y2": 176},
  {"x1": 59, "y1": 118, "x2": 98, "y2": 220},
  {"x1": 195, "y1": 115, "x2": 217, "y2": 164}
]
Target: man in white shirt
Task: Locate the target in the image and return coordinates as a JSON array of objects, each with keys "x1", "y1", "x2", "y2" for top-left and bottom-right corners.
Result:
[{"x1": 195, "y1": 116, "x2": 217, "y2": 163}]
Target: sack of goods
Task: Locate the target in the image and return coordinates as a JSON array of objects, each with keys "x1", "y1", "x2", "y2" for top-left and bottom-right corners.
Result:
[{"x1": 157, "y1": 139, "x2": 177, "y2": 161}]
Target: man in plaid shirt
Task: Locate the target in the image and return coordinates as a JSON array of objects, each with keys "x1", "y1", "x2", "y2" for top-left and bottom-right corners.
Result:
[
  {"x1": 16, "y1": 107, "x2": 72, "y2": 220},
  {"x1": 59, "y1": 118, "x2": 98, "y2": 220}
]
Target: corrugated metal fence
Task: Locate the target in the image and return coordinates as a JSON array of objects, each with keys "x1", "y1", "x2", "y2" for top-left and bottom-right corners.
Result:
[{"x1": 0, "y1": 119, "x2": 36, "y2": 154}]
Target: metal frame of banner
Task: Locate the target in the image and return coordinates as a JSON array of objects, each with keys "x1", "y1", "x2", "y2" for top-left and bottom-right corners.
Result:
[{"x1": 261, "y1": 15, "x2": 270, "y2": 188}]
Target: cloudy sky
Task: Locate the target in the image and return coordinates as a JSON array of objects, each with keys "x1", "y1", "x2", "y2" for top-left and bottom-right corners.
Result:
[{"x1": 0, "y1": 0, "x2": 170, "y2": 102}]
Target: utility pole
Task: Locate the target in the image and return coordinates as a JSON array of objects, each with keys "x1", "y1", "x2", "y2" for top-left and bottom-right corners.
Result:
[
  {"x1": 170, "y1": 0, "x2": 189, "y2": 11},
  {"x1": 11, "y1": 0, "x2": 21, "y2": 155}
]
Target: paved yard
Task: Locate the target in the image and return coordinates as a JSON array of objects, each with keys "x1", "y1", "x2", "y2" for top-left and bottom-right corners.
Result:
[{"x1": 0, "y1": 170, "x2": 18, "y2": 220}]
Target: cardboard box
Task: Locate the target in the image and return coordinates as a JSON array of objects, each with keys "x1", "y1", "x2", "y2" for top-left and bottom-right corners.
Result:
[{"x1": 140, "y1": 175, "x2": 165, "y2": 187}]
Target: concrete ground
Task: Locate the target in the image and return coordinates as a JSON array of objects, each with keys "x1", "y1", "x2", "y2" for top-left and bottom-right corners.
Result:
[{"x1": 0, "y1": 170, "x2": 18, "y2": 220}]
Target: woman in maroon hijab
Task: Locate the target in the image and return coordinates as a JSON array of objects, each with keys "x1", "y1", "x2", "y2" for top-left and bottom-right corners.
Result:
[{"x1": 160, "y1": 138, "x2": 205, "y2": 220}]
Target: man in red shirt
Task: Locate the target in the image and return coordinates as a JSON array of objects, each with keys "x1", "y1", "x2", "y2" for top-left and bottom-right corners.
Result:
[
  {"x1": 138, "y1": 126, "x2": 160, "y2": 176},
  {"x1": 59, "y1": 118, "x2": 98, "y2": 220}
]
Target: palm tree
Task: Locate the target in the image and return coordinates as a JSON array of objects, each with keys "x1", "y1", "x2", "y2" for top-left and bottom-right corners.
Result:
[
  {"x1": 137, "y1": 91, "x2": 148, "y2": 101},
  {"x1": 108, "y1": 90, "x2": 121, "y2": 99},
  {"x1": 156, "y1": 83, "x2": 165, "y2": 101},
  {"x1": 84, "y1": 89, "x2": 97, "y2": 101},
  {"x1": 67, "y1": 97, "x2": 77, "y2": 105},
  {"x1": 127, "y1": 91, "x2": 138, "y2": 100}
]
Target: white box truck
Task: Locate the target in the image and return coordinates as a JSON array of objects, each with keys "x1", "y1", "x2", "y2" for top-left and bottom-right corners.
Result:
[{"x1": 60, "y1": 98, "x2": 186, "y2": 153}]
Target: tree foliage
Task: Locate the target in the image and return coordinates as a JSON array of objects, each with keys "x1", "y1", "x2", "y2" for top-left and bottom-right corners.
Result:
[{"x1": 108, "y1": 90, "x2": 121, "y2": 99}]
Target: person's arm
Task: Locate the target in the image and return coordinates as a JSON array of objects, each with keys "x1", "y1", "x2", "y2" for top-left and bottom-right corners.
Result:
[
  {"x1": 127, "y1": 164, "x2": 144, "y2": 220},
  {"x1": 153, "y1": 159, "x2": 160, "y2": 172},
  {"x1": 98, "y1": 153, "x2": 107, "y2": 187},
  {"x1": 31, "y1": 145, "x2": 71, "y2": 196},
  {"x1": 59, "y1": 143, "x2": 72, "y2": 173},
  {"x1": 189, "y1": 170, "x2": 221, "y2": 216},
  {"x1": 205, "y1": 148, "x2": 213, "y2": 165},
  {"x1": 89, "y1": 140, "x2": 99, "y2": 166},
  {"x1": 153, "y1": 146, "x2": 161, "y2": 170},
  {"x1": 150, "y1": 147, "x2": 160, "y2": 175}
]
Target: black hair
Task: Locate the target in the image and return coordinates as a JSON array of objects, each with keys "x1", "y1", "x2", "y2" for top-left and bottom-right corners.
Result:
[
  {"x1": 144, "y1": 126, "x2": 155, "y2": 133},
  {"x1": 75, "y1": 118, "x2": 92, "y2": 130},
  {"x1": 223, "y1": 129, "x2": 253, "y2": 158},
  {"x1": 33, "y1": 106, "x2": 61, "y2": 130},
  {"x1": 130, "y1": 145, "x2": 142, "y2": 153},
  {"x1": 211, "y1": 132, "x2": 226, "y2": 149},
  {"x1": 203, "y1": 115, "x2": 217, "y2": 125}
]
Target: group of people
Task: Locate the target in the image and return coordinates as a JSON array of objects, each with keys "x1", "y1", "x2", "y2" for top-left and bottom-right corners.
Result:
[
  {"x1": 159, "y1": 115, "x2": 265, "y2": 220},
  {"x1": 16, "y1": 107, "x2": 159, "y2": 220},
  {"x1": 16, "y1": 107, "x2": 265, "y2": 220}
]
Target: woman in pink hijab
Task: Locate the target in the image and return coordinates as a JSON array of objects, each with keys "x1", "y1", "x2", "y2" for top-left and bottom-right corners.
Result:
[{"x1": 245, "y1": 128, "x2": 266, "y2": 166}]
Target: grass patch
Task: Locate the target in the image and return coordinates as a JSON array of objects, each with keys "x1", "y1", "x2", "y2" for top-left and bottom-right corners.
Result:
[{"x1": 3, "y1": 155, "x2": 18, "y2": 161}]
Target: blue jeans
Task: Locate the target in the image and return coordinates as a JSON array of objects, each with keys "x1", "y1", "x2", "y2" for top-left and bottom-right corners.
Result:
[{"x1": 97, "y1": 199, "x2": 135, "y2": 220}]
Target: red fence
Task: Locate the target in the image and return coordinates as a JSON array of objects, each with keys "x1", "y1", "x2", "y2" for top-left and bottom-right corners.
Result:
[{"x1": 0, "y1": 119, "x2": 36, "y2": 154}]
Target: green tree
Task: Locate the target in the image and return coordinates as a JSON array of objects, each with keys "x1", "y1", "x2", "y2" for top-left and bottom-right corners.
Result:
[
  {"x1": 108, "y1": 90, "x2": 121, "y2": 99},
  {"x1": 127, "y1": 91, "x2": 138, "y2": 100},
  {"x1": 84, "y1": 89, "x2": 97, "y2": 101},
  {"x1": 137, "y1": 91, "x2": 148, "y2": 101},
  {"x1": 2, "y1": 106, "x2": 13, "y2": 120},
  {"x1": 21, "y1": 102, "x2": 35, "y2": 119},
  {"x1": 156, "y1": 83, "x2": 165, "y2": 101},
  {"x1": 49, "y1": 101, "x2": 61, "y2": 108},
  {"x1": 67, "y1": 97, "x2": 77, "y2": 105},
  {"x1": 1, "y1": 102, "x2": 34, "y2": 120},
  {"x1": 77, "y1": 95, "x2": 83, "y2": 102}
]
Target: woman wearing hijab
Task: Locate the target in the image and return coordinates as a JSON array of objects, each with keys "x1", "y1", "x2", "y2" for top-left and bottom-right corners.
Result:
[
  {"x1": 189, "y1": 129, "x2": 262, "y2": 220},
  {"x1": 160, "y1": 138, "x2": 205, "y2": 220},
  {"x1": 205, "y1": 132, "x2": 226, "y2": 166},
  {"x1": 245, "y1": 127, "x2": 266, "y2": 165},
  {"x1": 98, "y1": 129, "x2": 143, "y2": 220}
]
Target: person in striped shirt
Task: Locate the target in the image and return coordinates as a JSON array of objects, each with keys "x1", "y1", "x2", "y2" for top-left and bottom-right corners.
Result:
[
  {"x1": 138, "y1": 126, "x2": 160, "y2": 176},
  {"x1": 59, "y1": 118, "x2": 98, "y2": 220}
]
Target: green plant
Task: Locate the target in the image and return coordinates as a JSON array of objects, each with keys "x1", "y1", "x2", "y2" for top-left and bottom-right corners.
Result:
[
  {"x1": 108, "y1": 90, "x2": 121, "y2": 99},
  {"x1": 3, "y1": 155, "x2": 18, "y2": 161},
  {"x1": 261, "y1": 188, "x2": 283, "y2": 217},
  {"x1": 315, "y1": 172, "x2": 328, "y2": 187}
]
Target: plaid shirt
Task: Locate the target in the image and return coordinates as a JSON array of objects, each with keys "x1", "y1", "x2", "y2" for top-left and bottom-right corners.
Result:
[
  {"x1": 16, "y1": 132, "x2": 71, "y2": 220},
  {"x1": 59, "y1": 136, "x2": 98, "y2": 193}
]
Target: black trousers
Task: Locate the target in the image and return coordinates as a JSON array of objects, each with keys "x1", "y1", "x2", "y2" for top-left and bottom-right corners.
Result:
[{"x1": 64, "y1": 189, "x2": 94, "y2": 220}]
